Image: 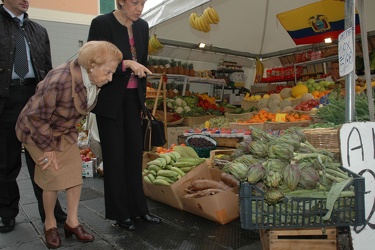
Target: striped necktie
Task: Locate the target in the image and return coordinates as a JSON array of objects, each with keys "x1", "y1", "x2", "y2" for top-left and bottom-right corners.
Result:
[{"x1": 13, "y1": 17, "x2": 29, "y2": 79}]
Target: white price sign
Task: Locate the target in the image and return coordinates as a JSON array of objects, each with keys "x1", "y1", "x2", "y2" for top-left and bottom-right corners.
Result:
[
  {"x1": 338, "y1": 27, "x2": 355, "y2": 77},
  {"x1": 340, "y1": 122, "x2": 375, "y2": 250},
  {"x1": 340, "y1": 122, "x2": 375, "y2": 169}
]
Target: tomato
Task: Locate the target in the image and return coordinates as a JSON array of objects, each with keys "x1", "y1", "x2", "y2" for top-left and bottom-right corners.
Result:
[{"x1": 307, "y1": 99, "x2": 315, "y2": 106}]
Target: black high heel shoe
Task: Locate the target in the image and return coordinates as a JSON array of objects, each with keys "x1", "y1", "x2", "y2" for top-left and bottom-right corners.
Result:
[
  {"x1": 116, "y1": 218, "x2": 135, "y2": 230},
  {"x1": 141, "y1": 213, "x2": 161, "y2": 224}
]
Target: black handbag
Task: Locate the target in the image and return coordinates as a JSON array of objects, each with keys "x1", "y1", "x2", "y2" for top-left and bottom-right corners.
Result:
[{"x1": 142, "y1": 108, "x2": 167, "y2": 151}]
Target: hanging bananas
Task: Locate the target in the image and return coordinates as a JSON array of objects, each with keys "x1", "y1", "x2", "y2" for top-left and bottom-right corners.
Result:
[
  {"x1": 254, "y1": 57, "x2": 264, "y2": 83},
  {"x1": 205, "y1": 6, "x2": 220, "y2": 24},
  {"x1": 148, "y1": 34, "x2": 164, "y2": 54},
  {"x1": 189, "y1": 6, "x2": 220, "y2": 33},
  {"x1": 189, "y1": 12, "x2": 198, "y2": 29}
]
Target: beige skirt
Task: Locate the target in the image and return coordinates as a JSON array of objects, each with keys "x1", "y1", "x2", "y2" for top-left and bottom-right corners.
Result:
[{"x1": 25, "y1": 138, "x2": 83, "y2": 191}]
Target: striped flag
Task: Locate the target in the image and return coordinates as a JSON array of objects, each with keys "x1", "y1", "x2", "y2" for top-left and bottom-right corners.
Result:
[{"x1": 276, "y1": 0, "x2": 360, "y2": 45}]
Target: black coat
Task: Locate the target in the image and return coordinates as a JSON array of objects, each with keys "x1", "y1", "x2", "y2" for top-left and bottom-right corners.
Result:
[
  {"x1": 0, "y1": 5, "x2": 52, "y2": 98},
  {"x1": 87, "y1": 12, "x2": 148, "y2": 120},
  {"x1": 87, "y1": 12, "x2": 150, "y2": 220}
]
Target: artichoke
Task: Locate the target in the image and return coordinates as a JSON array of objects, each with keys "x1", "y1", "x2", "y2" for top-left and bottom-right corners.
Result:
[
  {"x1": 249, "y1": 140, "x2": 268, "y2": 158},
  {"x1": 283, "y1": 163, "x2": 301, "y2": 191},
  {"x1": 252, "y1": 181, "x2": 266, "y2": 196},
  {"x1": 298, "y1": 165, "x2": 320, "y2": 189},
  {"x1": 284, "y1": 127, "x2": 306, "y2": 143},
  {"x1": 275, "y1": 134, "x2": 301, "y2": 150},
  {"x1": 221, "y1": 162, "x2": 231, "y2": 173},
  {"x1": 250, "y1": 126, "x2": 274, "y2": 142},
  {"x1": 264, "y1": 188, "x2": 284, "y2": 205},
  {"x1": 233, "y1": 154, "x2": 265, "y2": 166},
  {"x1": 263, "y1": 158, "x2": 288, "y2": 173},
  {"x1": 236, "y1": 137, "x2": 253, "y2": 154},
  {"x1": 264, "y1": 170, "x2": 283, "y2": 188},
  {"x1": 228, "y1": 162, "x2": 249, "y2": 181},
  {"x1": 229, "y1": 148, "x2": 245, "y2": 160},
  {"x1": 267, "y1": 141, "x2": 294, "y2": 161},
  {"x1": 247, "y1": 163, "x2": 266, "y2": 184}
]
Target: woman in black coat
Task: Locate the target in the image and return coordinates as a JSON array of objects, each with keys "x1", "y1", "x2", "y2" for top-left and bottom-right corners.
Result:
[{"x1": 87, "y1": 0, "x2": 159, "y2": 230}]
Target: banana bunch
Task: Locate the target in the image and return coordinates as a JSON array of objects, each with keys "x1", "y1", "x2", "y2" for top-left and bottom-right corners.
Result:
[
  {"x1": 254, "y1": 57, "x2": 264, "y2": 83},
  {"x1": 148, "y1": 34, "x2": 164, "y2": 54},
  {"x1": 189, "y1": 6, "x2": 220, "y2": 33},
  {"x1": 143, "y1": 153, "x2": 205, "y2": 186}
]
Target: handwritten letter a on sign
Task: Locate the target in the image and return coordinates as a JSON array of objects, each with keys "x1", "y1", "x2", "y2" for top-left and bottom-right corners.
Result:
[{"x1": 340, "y1": 122, "x2": 375, "y2": 171}]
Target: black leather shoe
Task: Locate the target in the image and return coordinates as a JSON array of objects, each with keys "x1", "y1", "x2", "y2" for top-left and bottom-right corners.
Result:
[
  {"x1": 0, "y1": 217, "x2": 15, "y2": 233},
  {"x1": 141, "y1": 214, "x2": 161, "y2": 224},
  {"x1": 55, "y1": 210, "x2": 67, "y2": 224},
  {"x1": 116, "y1": 219, "x2": 135, "y2": 230}
]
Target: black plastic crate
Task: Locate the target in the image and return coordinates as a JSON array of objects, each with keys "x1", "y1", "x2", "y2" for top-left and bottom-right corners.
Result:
[{"x1": 239, "y1": 167, "x2": 365, "y2": 229}]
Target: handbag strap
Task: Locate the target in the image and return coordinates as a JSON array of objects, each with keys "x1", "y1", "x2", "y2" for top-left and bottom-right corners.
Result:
[{"x1": 143, "y1": 106, "x2": 156, "y2": 121}]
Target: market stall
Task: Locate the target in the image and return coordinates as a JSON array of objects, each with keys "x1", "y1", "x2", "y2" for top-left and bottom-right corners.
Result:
[{"x1": 137, "y1": 1, "x2": 375, "y2": 249}]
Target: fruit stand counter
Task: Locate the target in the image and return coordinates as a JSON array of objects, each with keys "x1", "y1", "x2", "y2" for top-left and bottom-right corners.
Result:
[{"x1": 177, "y1": 135, "x2": 243, "y2": 148}]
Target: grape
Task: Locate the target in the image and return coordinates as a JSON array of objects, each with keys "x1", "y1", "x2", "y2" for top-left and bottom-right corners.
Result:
[{"x1": 187, "y1": 137, "x2": 215, "y2": 148}]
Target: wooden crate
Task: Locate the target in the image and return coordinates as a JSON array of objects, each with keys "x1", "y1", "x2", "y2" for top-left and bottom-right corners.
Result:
[
  {"x1": 182, "y1": 115, "x2": 216, "y2": 128},
  {"x1": 260, "y1": 227, "x2": 337, "y2": 250},
  {"x1": 229, "y1": 122, "x2": 264, "y2": 131},
  {"x1": 263, "y1": 120, "x2": 311, "y2": 131},
  {"x1": 241, "y1": 99, "x2": 258, "y2": 110},
  {"x1": 224, "y1": 112, "x2": 253, "y2": 122}
]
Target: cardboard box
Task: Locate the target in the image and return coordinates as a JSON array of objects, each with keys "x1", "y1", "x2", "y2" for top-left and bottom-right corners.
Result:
[
  {"x1": 82, "y1": 158, "x2": 97, "y2": 177},
  {"x1": 142, "y1": 152, "x2": 209, "y2": 210},
  {"x1": 208, "y1": 149, "x2": 235, "y2": 168},
  {"x1": 177, "y1": 168, "x2": 240, "y2": 225}
]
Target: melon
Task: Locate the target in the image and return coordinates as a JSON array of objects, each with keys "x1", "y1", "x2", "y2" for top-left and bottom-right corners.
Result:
[
  {"x1": 301, "y1": 93, "x2": 315, "y2": 103},
  {"x1": 291, "y1": 84, "x2": 308, "y2": 98},
  {"x1": 279, "y1": 88, "x2": 292, "y2": 99}
]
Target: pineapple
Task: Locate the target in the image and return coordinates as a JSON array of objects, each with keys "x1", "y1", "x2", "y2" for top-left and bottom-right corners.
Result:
[
  {"x1": 177, "y1": 61, "x2": 184, "y2": 75},
  {"x1": 185, "y1": 83, "x2": 192, "y2": 96},
  {"x1": 188, "y1": 63, "x2": 195, "y2": 76},
  {"x1": 168, "y1": 59, "x2": 176, "y2": 74},
  {"x1": 182, "y1": 62, "x2": 189, "y2": 75},
  {"x1": 155, "y1": 58, "x2": 162, "y2": 73},
  {"x1": 147, "y1": 57, "x2": 156, "y2": 73},
  {"x1": 161, "y1": 59, "x2": 168, "y2": 74}
]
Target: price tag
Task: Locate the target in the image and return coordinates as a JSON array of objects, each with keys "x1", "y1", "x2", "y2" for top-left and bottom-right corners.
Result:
[
  {"x1": 338, "y1": 27, "x2": 354, "y2": 77},
  {"x1": 275, "y1": 113, "x2": 286, "y2": 122}
]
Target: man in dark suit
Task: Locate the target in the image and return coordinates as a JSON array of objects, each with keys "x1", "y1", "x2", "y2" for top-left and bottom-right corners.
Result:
[{"x1": 0, "y1": 0, "x2": 66, "y2": 233}]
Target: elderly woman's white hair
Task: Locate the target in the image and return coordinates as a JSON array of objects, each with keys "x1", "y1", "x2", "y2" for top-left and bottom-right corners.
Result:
[{"x1": 77, "y1": 41, "x2": 123, "y2": 72}]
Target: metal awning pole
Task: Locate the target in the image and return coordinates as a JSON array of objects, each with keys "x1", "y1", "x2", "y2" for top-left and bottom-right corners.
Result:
[
  {"x1": 344, "y1": 0, "x2": 356, "y2": 123},
  {"x1": 357, "y1": 0, "x2": 374, "y2": 121}
]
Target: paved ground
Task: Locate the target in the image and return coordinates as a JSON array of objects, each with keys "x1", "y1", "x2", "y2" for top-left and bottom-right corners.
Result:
[{"x1": 0, "y1": 154, "x2": 262, "y2": 250}]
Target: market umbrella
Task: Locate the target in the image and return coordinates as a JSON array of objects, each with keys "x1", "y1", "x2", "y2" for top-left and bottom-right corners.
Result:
[{"x1": 276, "y1": 0, "x2": 360, "y2": 45}]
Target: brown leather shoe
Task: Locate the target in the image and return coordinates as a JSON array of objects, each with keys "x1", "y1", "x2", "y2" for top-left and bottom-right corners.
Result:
[
  {"x1": 64, "y1": 223, "x2": 95, "y2": 242},
  {"x1": 44, "y1": 227, "x2": 61, "y2": 249}
]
